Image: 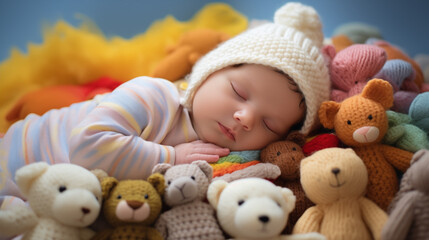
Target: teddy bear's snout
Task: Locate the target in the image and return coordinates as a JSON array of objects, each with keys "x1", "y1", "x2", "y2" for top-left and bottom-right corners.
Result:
[{"x1": 353, "y1": 126, "x2": 380, "y2": 143}]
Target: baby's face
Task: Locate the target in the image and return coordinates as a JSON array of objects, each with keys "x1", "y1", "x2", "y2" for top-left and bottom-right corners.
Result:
[{"x1": 191, "y1": 64, "x2": 305, "y2": 151}]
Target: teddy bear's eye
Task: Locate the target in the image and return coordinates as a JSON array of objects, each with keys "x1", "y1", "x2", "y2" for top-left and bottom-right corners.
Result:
[
  {"x1": 368, "y1": 114, "x2": 373, "y2": 120},
  {"x1": 167, "y1": 180, "x2": 171, "y2": 185},
  {"x1": 276, "y1": 151, "x2": 281, "y2": 156},
  {"x1": 144, "y1": 194, "x2": 149, "y2": 199},
  {"x1": 191, "y1": 176, "x2": 196, "y2": 180},
  {"x1": 347, "y1": 120, "x2": 352, "y2": 125},
  {"x1": 58, "y1": 185, "x2": 67, "y2": 193},
  {"x1": 292, "y1": 147, "x2": 297, "y2": 151},
  {"x1": 117, "y1": 195, "x2": 122, "y2": 199},
  {"x1": 238, "y1": 200, "x2": 245, "y2": 206}
]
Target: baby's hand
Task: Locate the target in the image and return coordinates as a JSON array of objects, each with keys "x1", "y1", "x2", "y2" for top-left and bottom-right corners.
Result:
[{"x1": 174, "y1": 140, "x2": 230, "y2": 165}]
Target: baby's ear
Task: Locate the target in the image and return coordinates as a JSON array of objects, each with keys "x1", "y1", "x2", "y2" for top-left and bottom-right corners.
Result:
[
  {"x1": 152, "y1": 163, "x2": 172, "y2": 175},
  {"x1": 318, "y1": 101, "x2": 341, "y2": 129},
  {"x1": 148, "y1": 173, "x2": 165, "y2": 196},
  {"x1": 207, "y1": 180, "x2": 228, "y2": 209},
  {"x1": 15, "y1": 162, "x2": 50, "y2": 197}
]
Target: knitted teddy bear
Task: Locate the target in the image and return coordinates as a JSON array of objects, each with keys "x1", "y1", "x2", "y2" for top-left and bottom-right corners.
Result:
[
  {"x1": 92, "y1": 173, "x2": 165, "y2": 240},
  {"x1": 0, "y1": 162, "x2": 102, "y2": 240},
  {"x1": 318, "y1": 78, "x2": 413, "y2": 210},
  {"x1": 322, "y1": 43, "x2": 387, "y2": 102},
  {"x1": 381, "y1": 149, "x2": 429, "y2": 240},
  {"x1": 293, "y1": 148, "x2": 388, "y2": 240},
  {"x1": 259, "y1": 131, "x2": 314, "y2": 234},
  {"x1": 150, "y1": 28, "x2": 230, "y2": 82},
  {"x1": 207, "y1": 178, "x2": 326, "y2": 240},
  {"x1": 152, "y1": 160, "x2": 225, "y2": 240}
]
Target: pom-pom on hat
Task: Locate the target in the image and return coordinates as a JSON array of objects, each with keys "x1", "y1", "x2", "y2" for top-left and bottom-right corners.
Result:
[{"x1": 182, "y1": 2, "x2": 330, "y2": 135}]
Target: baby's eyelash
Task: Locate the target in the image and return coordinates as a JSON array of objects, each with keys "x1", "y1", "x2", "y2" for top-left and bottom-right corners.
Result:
[
  {"x1": 263, "y1": 120, "x2": 278, "y2": 136},
  {"x1": 231, "y1": 82, "x2": 246, "y2": 100}
]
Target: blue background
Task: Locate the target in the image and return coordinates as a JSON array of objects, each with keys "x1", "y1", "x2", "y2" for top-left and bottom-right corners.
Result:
[{"x1": 1, "y1": 0, "x2": 428, "y2": 63}]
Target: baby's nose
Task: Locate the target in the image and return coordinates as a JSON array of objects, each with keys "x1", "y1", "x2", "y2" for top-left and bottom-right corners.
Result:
[{"x1": 234, "y1": 109, "x2": 255, "y2": 131}]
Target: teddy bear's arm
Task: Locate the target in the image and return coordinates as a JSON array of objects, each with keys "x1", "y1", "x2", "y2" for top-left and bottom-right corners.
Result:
[
  {"x1": 282, "y1": 232, "x2": 327, "y2": 240},
  {"x1": 359, "y1": 197, "x2": 389, "y2": 240},
  {"x1": 380, "y1": 145, "x2": 413, "y2": 172},
  {"x1": 380, "y1": 192, "x2": 416, "y2": 240},
  {"x1": 0, "y1": 204, "x2": 37, "y2": 237},
  {"x1": 154, "y1": 214, "x2": 168, "y2": 239},
  {"x1": 79, "y1": 227, "x2": 96, "y2": 240},
  {"x1": 147, "y1": 227, "x2": 164, "y2": 240},
  {"x1": 292, "y1": 206, "x2": 323, "y2": 234},
  {"x1": 90, "y1": 229, "x2": 114, "y2": 240}
]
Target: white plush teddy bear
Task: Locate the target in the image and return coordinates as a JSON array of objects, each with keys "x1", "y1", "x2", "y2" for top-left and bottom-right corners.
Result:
[
  {"x1": 207, "y1": 178, "x2": 326, "y2": 240},
  {"x1": 0, "y1": 162, "x2": 102, "y2": 240}
]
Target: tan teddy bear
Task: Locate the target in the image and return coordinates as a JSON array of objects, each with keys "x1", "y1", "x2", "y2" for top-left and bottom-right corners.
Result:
[
  {"x1": 92, "y1": 173, "x2": 165, "y2": 240},
  {"x1": 293, "y1": 147, "x2": 388, "y2": 240},
  {"x1": 318, "y1": 78, "x2": 413, "y2": 210}
]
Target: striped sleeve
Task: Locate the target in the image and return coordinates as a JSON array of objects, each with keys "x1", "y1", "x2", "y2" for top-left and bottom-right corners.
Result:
[{"x1": 68, "y1": 77, "x2": 181, "y2": 180}]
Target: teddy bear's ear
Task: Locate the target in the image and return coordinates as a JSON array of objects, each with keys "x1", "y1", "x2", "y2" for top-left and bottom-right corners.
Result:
[
  {"x1": 318, "y1": 101, "x2": 341, "y2": 129},
  {"x1": 286, "y1": 131, "x2": 306, "y2": 146},
  {"x1": 207, "y1": 180, "x2": 228, "y2": 209},
  {"x1": 192, "y1": 160, "x2": 213, "y2": 182},
  {"x1": 101, "y1": 177, "x2": 118, "y2": 200},
  {"x1": 15, "y1": 162, "x2": 50, "y2": 197},
  {"x1": 152, "y1": 163, "x2": 172, "y2": 175},
  {"x1": 280, "y1": 187, "x2": 296, "y2": 214},
  {"x1": 148, "y1": 173, "x2": 165, "y2": 196},
  {"x1": 361, "y1": 78, "x2": 394, "y2": 110}
]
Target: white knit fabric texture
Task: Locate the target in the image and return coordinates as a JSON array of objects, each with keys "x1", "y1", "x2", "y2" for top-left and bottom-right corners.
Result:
[{"x1": 182, "y1": 2, "x2": 330, "y2": 135}]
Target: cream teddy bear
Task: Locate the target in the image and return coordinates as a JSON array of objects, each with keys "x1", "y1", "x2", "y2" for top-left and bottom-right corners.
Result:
[
  {"x1": 0, "y1": 162, "x2": 102, "y2": 240},
  {"x1": 207, "y1": 177, "x2": 326, "y2": 240},
  {"x1": 293, "y1": 148, "x2": 388, "y2": 240}
]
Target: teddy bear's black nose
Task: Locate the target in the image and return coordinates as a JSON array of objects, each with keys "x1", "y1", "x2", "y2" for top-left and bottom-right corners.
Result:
[
  {"x1": 81, "y1": 207, "x2": 90, "y2": 214},
  {"x1": 259, "y1": 215, "x2": 270, "y2": 223},
  {"x1": 331, "y1": 168, "x2": 340, "y2": 175}
]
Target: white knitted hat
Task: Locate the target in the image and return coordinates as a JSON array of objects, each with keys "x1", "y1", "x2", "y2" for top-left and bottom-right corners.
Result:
[{"x1": 182, "y1": 2, "x2": 330, "y2": 135}]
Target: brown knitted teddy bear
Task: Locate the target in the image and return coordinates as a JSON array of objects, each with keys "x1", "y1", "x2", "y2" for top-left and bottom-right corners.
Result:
[
  {"x1": 152, "y1": 160, "x2": 225, "y2": 240},
  {"x1": 92, "y1": 173, "x2": 165, "y2": 240},
  {"x1": 318, "y1": 78, "x2": 413, "y2": 210},
  {"x1": 382, "y1": 149, "x2": 429, "y2": 240},
  {"x1": 260, "y1": 131, "x2": 314, "y2": 234},
  {"x1": 293, "y1": 147, "x2": 388, "y2": 239}
]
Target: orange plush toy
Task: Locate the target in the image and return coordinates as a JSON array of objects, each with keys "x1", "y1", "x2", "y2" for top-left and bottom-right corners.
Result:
[
  {"x1": 6, "y1": 76, "x2": 122, "y2": 123},
  {"x1": 150, "y1": 29, "x2": 230, "y2": 82},
  {"x1": 318, "y1": 78, "x2": 413, "y2": 210}
]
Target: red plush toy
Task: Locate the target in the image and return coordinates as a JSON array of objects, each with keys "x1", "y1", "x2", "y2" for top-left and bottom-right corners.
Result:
[{"x1": 6, "y1": 76, "x2": 122, "y2": 123}]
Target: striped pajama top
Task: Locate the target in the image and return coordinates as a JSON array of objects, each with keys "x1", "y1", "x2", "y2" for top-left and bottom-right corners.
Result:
[{"x1": 0, "y1": 76, "x2": 198, "y2": 197}]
